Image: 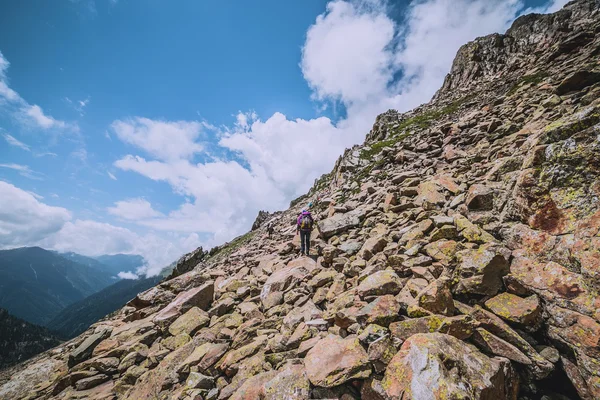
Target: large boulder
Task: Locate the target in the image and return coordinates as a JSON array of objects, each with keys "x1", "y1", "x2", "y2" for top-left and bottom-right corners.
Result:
[
  {"x1": 484, "y1": 293, "x2": 541, "y2": 329},
  {"x1": 416, "y1": 277, "x2": 455, "y2": 316},
  {"x1": 127, "y1": 286, "x2": 175, "y2": 309},
  {"x1": 153, "y1": 281, "x2": 214, "y2": 326},
  {"x1": 68, "y1": 327, "x2": 112, "y2": 368},
  {"x1": 304, "y1": 335, "x2": 371, "y2": 387},
  {"x1": 260, "y1": 262, "x2": 313, "y2": 307},
  {"x1": 454, "y1": 244, "x2": 511, "y2": 296},
  {"x1": 228, "y1": 365, "x2": 310, "y2": 400},
  {"x1": 357, "y1": 270, "x2": 404, "y2": 298},
  {"x1": 168, "y1": 306, "x2": 210, "y2": 336},
  {"x1": 317, "y1": 209, "x2": 365, "y2": 239},
  {"x1": 466, "y1": 184, "x2": 495, "y2": 211},
  {"x1": 382, "y1": 333, "x2": 518, "y2": 399}
]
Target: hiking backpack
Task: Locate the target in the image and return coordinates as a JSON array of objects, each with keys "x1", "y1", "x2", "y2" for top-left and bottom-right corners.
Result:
[{"x1": 300, "y1": 214, "x2": 313, "y2": 230}]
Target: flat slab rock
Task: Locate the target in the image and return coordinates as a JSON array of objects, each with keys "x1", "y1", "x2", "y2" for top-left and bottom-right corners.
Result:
[
  {"x1": 153, "y1": 281, "x2": 214, "y2": 326},
  {"x1": 317, "y1": 209, "x2": 365, "y2": 239}
]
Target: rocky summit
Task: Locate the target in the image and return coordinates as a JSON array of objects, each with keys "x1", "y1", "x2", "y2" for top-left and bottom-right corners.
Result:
[{"x1": 3, "y1": 1, "x2": 600, "y2": 399}]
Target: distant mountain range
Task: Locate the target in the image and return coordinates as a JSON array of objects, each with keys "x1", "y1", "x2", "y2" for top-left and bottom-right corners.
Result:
[
  {"x1": 0, "y1": 247, "x2": 146, "y2": 325},
  {"x1": 0, "y1": 247, "x2": 163, "y2": 369},
  {"x1": 0, "y1": 307, "x2": 61, "y2": 370},
  {"x1": 60, "y1": 252, "x2": 145, "y2": 278},
  {"x1": 47, "y1": 275, "x2": 161, "y2": 339}
]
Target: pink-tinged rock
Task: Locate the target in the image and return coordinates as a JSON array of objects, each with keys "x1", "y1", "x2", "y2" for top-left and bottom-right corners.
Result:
[
  {"x1": 123, "y1": 339, "x2": 198, "y2": 399},
  {"x1": 416, "y1": 181, "x2": 446, "y2": 207},
  {"x1": 287, "y1": 256, "x2": 318, "y2": 272},
  {"x1": 229, "y1": 370, "x2": 278, "y2": 400},
  {"x1": 153, "y1": 282, "x2": 214, "y2": 326},
  {"x1": 546, "y1": 305, "x2": 600, "y2": 360},
  {"x1": 358, "y1": 236, "x2": 388, "y2": 261},
  {"x1": 260, "y1": 262, "x2": 312, "y2": 307},
  {"x1": 510, "y1": 251, "x2": 600, "y2": 318},
  {"x1": 382, "y1": 333, "x2": 518, "y2": 400},
  {"x1": 432, "y1": 174, "x2": 461, "y2": 194},
  {"x1": 356, "y1": 295, "x2": 400, "y2": 327},
  {"x1": 470, "y1": 306, "x2": 554, "y2": 379},
  {"x1": 383, "y1": 192, "x2": 397, "y2": 212},
  {"x1": 356, "y1": 270, "x2": 404, "y2": 298},
  {"x1": 304, "y1": 335, "x2": 371, "y2": 387}
]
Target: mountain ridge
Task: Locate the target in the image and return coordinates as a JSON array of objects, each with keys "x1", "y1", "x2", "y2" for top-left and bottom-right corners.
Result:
[
  {"x1": 46, "y1": 276, "x2": 162, "y2": 339},
  {"x1": 0, "y1": 247, "x2": 116, "y2": 325}
]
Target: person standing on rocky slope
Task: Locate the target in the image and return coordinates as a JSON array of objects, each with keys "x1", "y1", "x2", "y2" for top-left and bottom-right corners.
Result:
[{"x1": 296, "y1": 209, "x2": 314, "y2": 256}]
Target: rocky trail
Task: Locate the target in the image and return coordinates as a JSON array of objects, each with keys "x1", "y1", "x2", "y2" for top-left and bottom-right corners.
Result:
[{"x1": 2, "y1": 1, "x2": 600, "y2": 399}]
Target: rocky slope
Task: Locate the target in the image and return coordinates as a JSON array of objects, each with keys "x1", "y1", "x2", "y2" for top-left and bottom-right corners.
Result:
[{"x1": 2, "y1": 1, "x2": 600, "y2": 399}]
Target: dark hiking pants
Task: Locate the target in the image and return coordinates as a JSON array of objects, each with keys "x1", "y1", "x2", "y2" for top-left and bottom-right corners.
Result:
[{"x1": 300, "y1": 230, "x2": 311, "y2": 255}]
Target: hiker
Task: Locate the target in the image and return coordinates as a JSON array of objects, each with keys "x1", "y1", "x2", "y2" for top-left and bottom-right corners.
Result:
[
  {"x1": 267, "y1": 222, "x2": 274, "y2": 238},
  {"x1": 296, "y1": 209, "x2": 314, "y2": 256}
]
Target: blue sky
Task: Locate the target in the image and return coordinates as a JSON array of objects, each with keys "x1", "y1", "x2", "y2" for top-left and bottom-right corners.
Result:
[{"x1": 0, "y1": 0, "x2": 568, "y2": 276}]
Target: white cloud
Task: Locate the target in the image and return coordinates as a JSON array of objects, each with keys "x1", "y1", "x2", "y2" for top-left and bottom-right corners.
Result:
[
  {"x1": 0, "y1": 180, "x2": 199, "y2": 277},
  {"x1": 70, "y1": 148, "x2": 88, "y2": 163},
  {"x1": 107, "y1": 171, "x2": 117, "y2": 180},
  {"x1": 118, "y1": 271, "x2": 138, "y2": 279},
  {"x1": 301, "y1": 0, "x2": 395, "y2": 104},
  {"x1": 0, "y1": 181, "x2": 71, "y2": 246},
  {"x1": 0, "y1": 81, "x2": 19, "y2": 102},
  {"x1": 108, "y1": 198, "x2": 163, "y2": 220},
  {"x1": 38, "y1": 219, "x2": 201, "y2": 276},
  {"x1": 25, "y1": 105, "x2": 68, "y2": 130},
  {"x1": 65, "y1": 96, "x2": 90, "y2": 116},
  {"x1": 0, "y1": 163, "x2": 44, "y2": 180},
  {"x1": 34, "y1": 152, "x2": 58, "y2": 158},
  {"x1": 3, "y1": 133, "x2": 30, "y2": 151},
  {"x1": 111, "y1": 117, "x2": 204, "y2": 161},
  {"x1": 0, "y1": 51, "x2": 77, "y2": 131}
]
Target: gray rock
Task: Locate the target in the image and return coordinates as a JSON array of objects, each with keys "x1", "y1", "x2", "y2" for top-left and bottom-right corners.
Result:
[
  {"x1": 74, "y1": 374, "x2": 110, "y2": 391},
  {"x1": 68, "y1": 327, "x2": 112, "y2": 368},
  {"x1": 317, "y1": 209, "x2": 365, "y2": 239}
]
